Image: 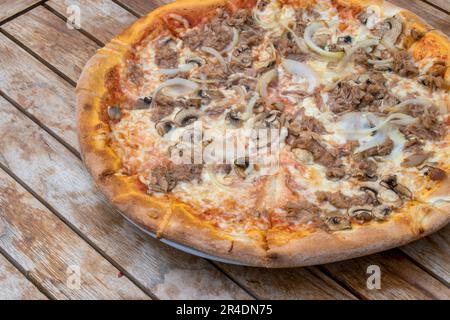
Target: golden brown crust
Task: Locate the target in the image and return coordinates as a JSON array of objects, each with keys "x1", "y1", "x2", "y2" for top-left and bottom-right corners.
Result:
[
  {"x1": 266, "y1": 203, "x2": 450, "y2": 267},
  {"x1": 77, "y1": 0, "x2": 450, "y2": 267}
]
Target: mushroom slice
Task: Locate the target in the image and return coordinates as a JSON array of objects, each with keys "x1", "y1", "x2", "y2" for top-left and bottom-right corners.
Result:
[
  {"x1": 156, "y1": 120, "x2": 175, "y2": 136},
  {"x1": 401, "y1": 151, "x2": 432, "y2": 167},
  {"x1": 107, "y1": 106, "x2": 121, "y2": 120},
  {"x1": 381, "y1": 15, "x2": 403, "y2": 48},
  {"x1": 186, "y1": 56, "x2": 205, "y2": 67},
  {"x1": 348, "y1": 206, "x2": 373, "y2": 221},
  {"x1": 421, "y1": 165, "x2": 447, "y2": 181},
  {"x1": 379, "y1": 175, "x2": 412, "y2": 201},
  {"x1": 234, "y1": 157, "x2": 250, "y2": 179},
  {"x1": 174, "y1": 108, "x2": 202, "y2": 127},
  {"x1": 372, "y1": 205, "x2": 392, "y2": 221},
  {"x1": 226, "y1": 111, "x2": 243, "y2": 127},
  {"x1": 325, "y1": 216, "x2": 352, "y2": 231},
  {"x1": 360, "y1": 186, "x2": 380, "y2": 205},
  {"x1": 292, "y1": 148, "x2": 314, "y2": 164}
]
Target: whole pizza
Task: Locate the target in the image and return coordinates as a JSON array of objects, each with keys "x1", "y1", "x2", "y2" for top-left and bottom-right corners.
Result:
[{"x1": 77, "y1": 0, "x2": 449, "y2": 267}]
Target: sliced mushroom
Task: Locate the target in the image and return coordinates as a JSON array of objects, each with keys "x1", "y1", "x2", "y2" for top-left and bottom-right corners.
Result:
[
  {"x1": 226, "y1": 111, "x2": 243, "y2": 127},
  {"x1": 325, "y1": 216, "x2": 352, "y2": 231},
  {"x1": 381, "y1": 15, "x2": 403, "y2": 47},
  {"x1": 372, "y1": 205, "x2": 392, "y2": 221},
  {"x1": 401, "y1": 152, "x2": 432, "y2": 167},
  {"x1": 264, "y1": 110, "x2": 285, "y2": 129},
  {"x1": 156, "y1": 120, "x2": 175, "y2": 136},
  {"x1": 379, "y1": 175, "x2": 413, "y2": 201},
  {"x1": 348, "y1": 206, "x2": 373, "y2": 221},
  {"x1": 360, "y1": 186, "x2": 380, "y2": 205},
  {"x1": 198, "y1": 89, "x2": 225, "y2": 105},
  {"x1": 174, "y1": 108, "x2": 202, "y2": 127},
  {"x1": 107, "y1": 106, "x2": 121, "y2": 120},
  {"x1": 186, "y1": 56, "x2": 205, "y2": 67},
  {"x1": 234, "y1": 157, "x2": 249, "y2": 179},
  {"x1": 421, "y1": 165, "x2": 447, "y2": 181}
]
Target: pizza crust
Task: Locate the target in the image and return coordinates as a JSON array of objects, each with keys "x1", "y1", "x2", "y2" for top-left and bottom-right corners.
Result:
[{"x1": 77, "y1": 0, "x2": 450, "y2": 267}]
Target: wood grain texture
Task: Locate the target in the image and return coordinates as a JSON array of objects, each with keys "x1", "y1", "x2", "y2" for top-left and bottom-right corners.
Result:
[
  {"x1": 322, "y1": 250, "x2": 450, "y2": 300},
  {"x1": 114, "y1": 0, "x2": 172, "y2": 16},
  {"x1": 390, "y1": 0, "x2": 450, "y2": 35},
  {"x1": 2, "y1": 6, "x2": 99, "y2": 82},
  {"x1": 0, "y1": 254, "x2": 47, "y2": 300},
  {"x1": 46, "y1": 0, "x2": 137, "y2": 44},
  {"x1": 0, "y1": 85, "x2": 251, "y2": 300},
  {"x1": 0, "y1": 0, "x2": 41, "y2": 22},
  {"x1": 217, "y1": 264, "x2": 356, "y2": 300},
  {"x1": 424, "y1": 0, "x2": 450, "y2": 14},
  {"x1": 0, "y1": 34, "x2": 79, "y2": 150},
  {"x1": 401, "y1": 225, "x2": 450, "y2": 285},
  {"x1": 0, "y1": 102, "x2": 150, "y2": 300}
]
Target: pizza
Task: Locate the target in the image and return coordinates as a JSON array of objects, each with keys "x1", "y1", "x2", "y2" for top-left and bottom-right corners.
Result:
[{"x1": 76, "y1": 0, "x2": 450, "y2": 267}]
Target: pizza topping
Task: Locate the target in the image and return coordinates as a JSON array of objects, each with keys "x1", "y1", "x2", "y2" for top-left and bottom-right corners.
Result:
[
  {"x1": 401, "y1": 151, "x2": 432, "y2": 167},
  {"x1": 372, "y1": 205, "x2": 392, "y2": 221},
  {"x1": 107, "y1": 106, "x2": 121, "y2": 120},
  {"x1": 348, "y1": 206, "x2": 373, "y2": 221},
  {"x1": 380, "y1": 175, "x2": 413, "y2": 201},
  {"x1": 148, "y1": 165, "x2": 178, "y2": 193},
  {"x1": 304, "y1": 22, "x2": 344, "y2": 59},
  {"x1": 420, "y1": 61, "x2": 447, "y2": 90},
  {"x1": 422, "y1": 165, "x2": 447, "y2": 181},
  {"x1": 281, "y1": 59, "x2": 318, "y2": 93},
  {"x1": 273, "y1": 32, "x2": 308, "y2": 61},
  {"x1": 156, "y1": 120, "x2": 175, "y2": 136},
  {"x1": 150, "y1": 94, "x2": 176, "y2": 122},
  {"x1": 328, "y1": 72, "x2": 389, "y2": 113},
  {"x1": 173, "y1": 108, "x2": 202, "y2": 127},
  {"x1": 380, "y1": 15, "x2": 403, "y2": 49},
  {"x1": 325, "y1": 216, "x2": 351, "y2": 231},
  {"x1": 154, "y1": 37, "x2": 179, "y2": 69}
]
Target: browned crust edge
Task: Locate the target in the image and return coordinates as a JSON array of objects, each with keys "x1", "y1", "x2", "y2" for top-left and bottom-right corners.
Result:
[{"x1": 77, "y1": 0, "x2": 450, "y2": 267}]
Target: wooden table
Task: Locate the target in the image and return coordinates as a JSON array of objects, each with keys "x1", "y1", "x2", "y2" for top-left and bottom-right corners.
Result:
[{"x1": 0, "y1": 0, "x2": 449, "y2": 300}]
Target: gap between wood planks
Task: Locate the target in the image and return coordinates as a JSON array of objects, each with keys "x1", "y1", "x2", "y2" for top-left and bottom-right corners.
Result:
[
  {"x1": 0, "y1": 242, "x2": 54, "y2": 299},
  {"x1": 0, "y1": 141, "x2": 157, "y2": 300},
  {"x1": 0, "y1": 1, "x2": 448, "y2": 298}
]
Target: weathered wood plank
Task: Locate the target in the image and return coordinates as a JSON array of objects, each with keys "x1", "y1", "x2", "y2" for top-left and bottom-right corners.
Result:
[
  {"x1": 390, "y1": 0, "x2": 450, "y2": 35},
  {"x1": 0, "y1": 0, "x2": 41, "y2": 23},
  {"x1": 46, "y1": 0, "x2": 137, "y2": 44},
  {"x1": 0, "y1": 254, "x2": 47, "y2": 300},
  {"x1": 217, "y1": 264, "x2": 357, "y2": 300},
  {"x1": 114, "y1": 0, "x2": 171, "y2": 16},
  {"x1": 322, "y1": 250, "x2": 450, "y2": 300},
  {"x1": 0, "y1": 34, "x2": 79, "y2": 150},
  {"x1": 0, "y1": 83, "x2": 251, "y2": 300},
  {"x1": 424, "y1": 0, "x2": 450, "y2": 14},
  {"x1": 0, "y1": 103, "x2": 150, "y2": 299},
  {"x1": 2, "y1": 6, "x2": 99, "y2": 82},
  {"x1": 401, "y1": 225, "x2": 450, "y2": 284}
]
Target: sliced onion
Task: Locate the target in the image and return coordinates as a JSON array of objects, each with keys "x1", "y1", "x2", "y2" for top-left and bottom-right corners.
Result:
[
  {"x1": 383, "y1": 98, "x2": 433, "y2": 113},
  {"x1": 257, "y1": 69, "x2": 277, "y2": 105},
  {"x1": 281, "y1": 59, "x2": 318, "y2": 93},
  {"x1": 304, "y1": 22, "x2": 345, "y2": 59},
  {"x1": 150, "y1": 78, "x2": 199, "y2": 106},
  {"x1": 201, "y1": 46, "x2": 228, "y2": 71},
  {"x1": 157, "y1": 63, "x2": 196, "y2": 75},
  {"x1": 167, "y1": 13, "x2": 190, "y2": 29},
  {"x1": 242, "y1": 93, "x2": 260, "y2": 120},
  {"x1": 222, "y1": 28, "x2": 240, "y2": 53},
  {"x1": 190, "y1": 77, "x2": 222, "y2": 84},
  {"x1": 354, "y1": 128, "x2": 388, "y2": 153},
  {"x1": 280, "y1": 22, "x2": 309, "y2": 54},
  {"x1": 337, "y1": 39, "x2": 380, "y2": 70},
  {"x1": 253, "y1": 1, "x2": 281, "y2": 31},
  {"x1": 348, "y1": 113, "x2": 417, "y2": 135},
  {"x1": 386, "y1": 128, "x2": 407, "y2": 162}
]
